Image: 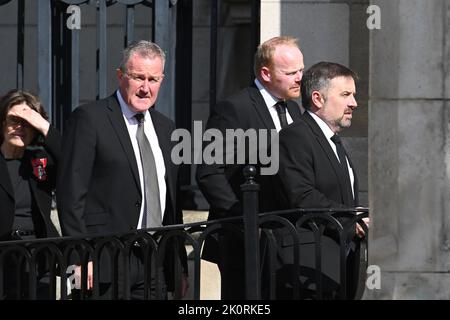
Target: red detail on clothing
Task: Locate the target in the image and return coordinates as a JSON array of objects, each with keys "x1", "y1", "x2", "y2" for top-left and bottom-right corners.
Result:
[{"x1": 31, "y1": 157, "x2": 48, "y2": 181}]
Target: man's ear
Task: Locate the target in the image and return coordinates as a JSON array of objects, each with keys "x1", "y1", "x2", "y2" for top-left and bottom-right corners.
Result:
[
  {"x1": 260, "y1": 66, "x2": 271, "y2": 82},
  {"x1": 311, "y1": 90, "x2": 324, "y2": 109},
  {"x1": 116, "y1": 68, "x2": 123, "y2": 81}
]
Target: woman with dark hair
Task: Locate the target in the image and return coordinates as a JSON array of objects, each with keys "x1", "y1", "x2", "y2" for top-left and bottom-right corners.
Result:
[
  {"x1": 0, "y1": 89, "x2": 60, "y2": 240},
  {"x1": 0, "y1": 89, "x2": 60, "y2": 299}
]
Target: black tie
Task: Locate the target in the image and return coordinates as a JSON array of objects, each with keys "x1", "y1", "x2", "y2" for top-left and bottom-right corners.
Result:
[
  {"x1": 330, "y1": 134, "x2": 353, "y2": 198},
  {"x1": 275, "y1": 100, "x2": 289, "y2": 129},
  {"x1": 134, "y1": 113, "x2": 162, "y2": 228}
]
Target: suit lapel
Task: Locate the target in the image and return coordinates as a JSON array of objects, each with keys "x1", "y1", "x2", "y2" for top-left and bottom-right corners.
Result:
[
  {"x1": 286, "y1": 100, "x2": 302, "y2": 122},
  {"x1": 28, "y1": 172, "x2": 38, "y2": 205},
  {"x1": 302, "y1": 112, "x2": 353, "y2": 206},
  {"x1": 0, "y1": 155, "x2": 14, "y2": 199},
  {"x1": 248, "y1": 84, "x2": 302, "y2": 128},
  {"x1": 347, "y1": 155, "x2": 359, "y2": 206},
  {"x1": 106, "y1": 95, "x2": 141, "y2": 190},
  {"x1": 248, "y1": 85, "x2": 276, "y2": 130}
]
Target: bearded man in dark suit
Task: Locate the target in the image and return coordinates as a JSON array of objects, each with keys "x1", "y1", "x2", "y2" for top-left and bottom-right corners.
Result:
[{"x1": 277, "y1": 61, "x2": 369, "y2": 299}]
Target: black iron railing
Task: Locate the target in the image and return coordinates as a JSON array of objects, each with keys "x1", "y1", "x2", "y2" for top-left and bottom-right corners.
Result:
[{"x1": 0, "y1": 166, "x2": 368, "y2": 300}]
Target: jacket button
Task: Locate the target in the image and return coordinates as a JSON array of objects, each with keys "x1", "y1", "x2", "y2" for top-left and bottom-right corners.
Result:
[{"x1": 135, "y1": 201, "x2": 141, "y2": 207}]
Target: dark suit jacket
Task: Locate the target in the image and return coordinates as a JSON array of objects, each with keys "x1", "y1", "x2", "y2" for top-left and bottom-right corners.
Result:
[
  {"x1": 278, "y1": 112, "x2": 358, "y2": 209},
  {"x1": 277, "y1": 111, "x2": 360, "y2": 298},
  {"x1": 0, "y1": 126, "x2": 60, "y2": 240},
  {"x1": 57, "y1": 94, "x2": 186, "y2": 289},
  {"x1": 196, "y1": 84, "x2": 302, "y2": 264}
]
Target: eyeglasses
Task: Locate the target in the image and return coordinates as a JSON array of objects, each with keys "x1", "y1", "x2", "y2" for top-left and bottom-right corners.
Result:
[{"x1": 125, "y1": 72, "x2": 163, "y2": 85}]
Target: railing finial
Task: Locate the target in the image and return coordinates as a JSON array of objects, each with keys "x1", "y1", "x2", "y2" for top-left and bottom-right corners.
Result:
[{"x1": 243, "y1": 165, "x2": 257, "y2": 185}]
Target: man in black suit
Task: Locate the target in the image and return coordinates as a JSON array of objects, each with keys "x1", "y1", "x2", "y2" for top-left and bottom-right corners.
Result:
[
  {"x1": 196, "y1": 36, "x2": 304, "y2": 299},
  {"x1": 277, "y1": 61, "x2": 368, "y2": 299},
  {"x1": 57, "y1": 40, "x2": 187, "y2": 299}
]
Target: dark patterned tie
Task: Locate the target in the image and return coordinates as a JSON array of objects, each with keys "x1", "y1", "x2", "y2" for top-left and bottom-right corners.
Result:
[
  {"x1": 275, "y1": 100, "x2": 289, "y2": 129},
  {"x1": 134, "y1": 113, "x2": 162, "y2": 228}
]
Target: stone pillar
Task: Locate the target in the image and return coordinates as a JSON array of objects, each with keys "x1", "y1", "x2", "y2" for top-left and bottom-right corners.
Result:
[{"x1": 367, "y1": 0, "x2": 450, "y2": 299}]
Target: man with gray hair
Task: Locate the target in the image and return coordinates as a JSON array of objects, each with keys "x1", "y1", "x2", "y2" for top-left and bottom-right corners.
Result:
[{"x1": 57, "y1": 40, "x2": 187, "y2": 299}]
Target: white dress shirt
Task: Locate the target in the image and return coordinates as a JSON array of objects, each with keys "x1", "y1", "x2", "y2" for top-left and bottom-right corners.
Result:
[
  {"x1": 116, "y1": 90, "x2": 167, "y2": 228},
  {"x1": 255, "y1": 79, "x2": 294, "y2": 132}
]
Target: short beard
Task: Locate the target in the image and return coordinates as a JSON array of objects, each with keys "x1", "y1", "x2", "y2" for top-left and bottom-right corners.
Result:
[{"x1": 338, "y1": 117, "x2": 352, "y2": 129}]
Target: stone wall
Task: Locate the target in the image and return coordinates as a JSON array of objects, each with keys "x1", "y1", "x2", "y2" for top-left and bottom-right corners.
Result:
[
  {"x1": 367, "y1": 0, "x2": 450, "y2": 299},
  {"x1": 261, "y1": 0, "x2": 450, "y2": 299}
]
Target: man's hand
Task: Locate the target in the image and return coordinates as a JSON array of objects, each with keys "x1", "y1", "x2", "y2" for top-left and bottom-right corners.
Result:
[{"x1": 356, "y1": 216, "x2": 370, "y2": 238}]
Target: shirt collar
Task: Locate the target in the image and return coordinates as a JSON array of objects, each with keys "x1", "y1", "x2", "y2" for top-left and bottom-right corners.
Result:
[
  {"x1": 307, "y1": 110, "x2": 335, "y2": 140},
  {"x1": 116, "y1": 90, "x2": 148, "y2": 121},
  {"x1": 254, "y1": 78, "x2": 281, "y2": 108}
]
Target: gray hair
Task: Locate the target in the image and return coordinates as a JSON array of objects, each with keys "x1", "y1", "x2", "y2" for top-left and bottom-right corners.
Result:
[
  {"x1": 301, "y1": 62, "x2": 357, "y2": 110},
  {"x1": 119, "y1": 40, "x2": 166, "y2": 73}
]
